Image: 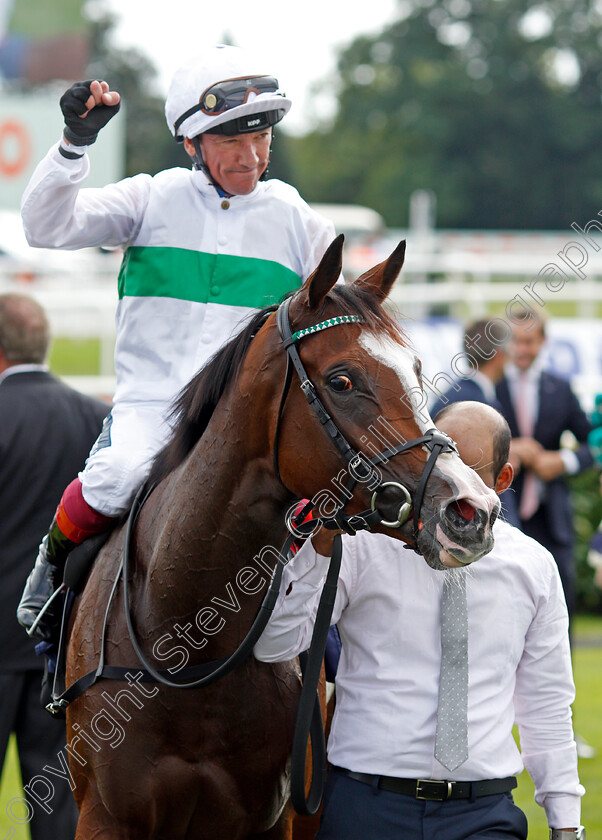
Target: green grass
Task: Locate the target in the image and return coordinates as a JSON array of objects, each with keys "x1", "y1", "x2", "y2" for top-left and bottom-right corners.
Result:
[
  {"x1": 0, "y1": 738, "x2": 27, "y2": 840},
  {"x1": 513, "y1": 626, "x2": 602, "y2": 834},
  {"x1": 452, "y1": 298, "x2": 602, "y2": 322},
  {"x1": 48, "y1": 337, "x2": 101, "y2": 377},
  {"x1": 571, "y1": 613, "x2": 602, "y2": 640},
  {"x1": 2, "y1": 618, "x2": 601, "y2": 837}
]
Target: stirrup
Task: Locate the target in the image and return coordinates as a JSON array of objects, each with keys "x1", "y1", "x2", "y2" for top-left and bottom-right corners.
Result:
[
  {"x1": 26, "y1": 585, "x2": 66, "y2": 638},
  {"x1": 46, "y1": 696, "x2": 69, "y2": 717}
]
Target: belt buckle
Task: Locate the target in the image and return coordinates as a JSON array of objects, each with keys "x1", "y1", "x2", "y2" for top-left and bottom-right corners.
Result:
[{"x1": 416, "y1": 779, "x2": 453, "y2": 801}]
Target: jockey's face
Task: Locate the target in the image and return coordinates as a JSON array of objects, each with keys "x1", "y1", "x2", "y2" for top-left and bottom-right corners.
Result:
[{"x1": 185, "y1": 129, "x2": 272, "y2": 195}]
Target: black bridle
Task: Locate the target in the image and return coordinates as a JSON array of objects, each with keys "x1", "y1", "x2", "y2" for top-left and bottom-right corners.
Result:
[
  {"x1": 274, "y1": 296, "x2": 457, "y2": 549},
  {"x1": 274, "y1": 296, "x2": 460, "y2": 814}
]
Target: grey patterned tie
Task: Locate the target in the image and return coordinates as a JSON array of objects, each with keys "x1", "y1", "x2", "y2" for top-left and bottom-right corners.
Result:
[{"x1": 434, "y1": 570, "x2": 469, "y2": 772}]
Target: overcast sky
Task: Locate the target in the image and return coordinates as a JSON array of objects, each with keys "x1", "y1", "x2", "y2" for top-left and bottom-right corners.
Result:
[{"x1": 102, "y1": 0, "x2": 400, "y2": 134}]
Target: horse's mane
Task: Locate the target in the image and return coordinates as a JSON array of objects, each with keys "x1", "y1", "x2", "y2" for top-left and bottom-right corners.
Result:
[
  {"x1": 146, "y1": 304, "x2": 277, "y2": 486},
  {"x1": 147, "y1": 283, "x2": 405, "y2": 486}
]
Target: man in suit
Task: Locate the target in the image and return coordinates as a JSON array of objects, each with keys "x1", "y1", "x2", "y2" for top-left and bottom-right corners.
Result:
[
  {"x1": 438, "y1": 318, "x2": 519, "y2": 526},
  {"x1": 495, "y1": 308, "x2": 593, "y2": 625},
  {"x1": 0, "y1": 293, "x2": 109, "y2": 839}
]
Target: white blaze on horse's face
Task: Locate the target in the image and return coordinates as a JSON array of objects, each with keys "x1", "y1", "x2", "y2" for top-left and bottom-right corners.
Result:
[
  {"x1": 358, "y1": 331, "x2": 499, "y2": 568},
  {"x1": 359, "y1": 331, "x2": 426, "y2": 434},
  {"x1": 358, "y1": 332, "x2": 430, "y2": 431}
]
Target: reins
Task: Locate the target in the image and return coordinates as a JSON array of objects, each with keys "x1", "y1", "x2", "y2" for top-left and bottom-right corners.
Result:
[
  {"x1": 272, "y1": 296, "x2": 456, "y2": 814},
  {"x1": 47, "y1": 488, "x2": 300, "y2": 708}
]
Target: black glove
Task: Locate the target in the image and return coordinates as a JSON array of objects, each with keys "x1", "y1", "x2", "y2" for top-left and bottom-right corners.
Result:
[{"x1": 60, "y1": 80, "x2": 120, "y2": 146}]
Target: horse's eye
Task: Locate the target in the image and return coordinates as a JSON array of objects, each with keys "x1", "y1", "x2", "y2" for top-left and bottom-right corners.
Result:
[{"x1": 329, "y1": 375, "x2": 353, "y2": 392}]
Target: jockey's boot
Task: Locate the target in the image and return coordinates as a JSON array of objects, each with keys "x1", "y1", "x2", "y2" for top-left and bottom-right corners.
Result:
[
  {"x1": 17, "y1": 478, "x2": 114, "y2": 642},
  {"x1": 17, "y1": 516, "x2": 77, "y2": 641}
]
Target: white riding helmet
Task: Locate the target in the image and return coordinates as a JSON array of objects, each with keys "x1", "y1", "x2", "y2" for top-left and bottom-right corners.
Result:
[{"x1": 165, "y1": 44, "x2": 292, "y2": 141}]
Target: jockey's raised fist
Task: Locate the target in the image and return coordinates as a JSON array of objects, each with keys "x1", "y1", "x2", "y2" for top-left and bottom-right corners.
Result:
[{"x1": 60, "y1": 80, "x2": 121, "y2": 146}]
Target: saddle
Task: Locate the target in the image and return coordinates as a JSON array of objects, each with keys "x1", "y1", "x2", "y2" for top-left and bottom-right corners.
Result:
[{"x1": 63, "y1": 531, "x2": 112, "y2": 594}]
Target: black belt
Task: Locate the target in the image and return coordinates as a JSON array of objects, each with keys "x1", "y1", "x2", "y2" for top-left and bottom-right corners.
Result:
[{"x1": 332, "y1": 766, "x2": 517, "y2": 801}]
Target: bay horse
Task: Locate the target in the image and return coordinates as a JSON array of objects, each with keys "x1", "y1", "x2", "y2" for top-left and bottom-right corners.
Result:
[{"x1": 64, "y1": 236, "x2": 499, "y2": 839}]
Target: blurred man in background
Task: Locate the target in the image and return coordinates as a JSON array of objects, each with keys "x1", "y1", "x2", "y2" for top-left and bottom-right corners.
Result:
[
  {"x1": 438, "y1": 317, "x2": 519, "y2": 526},
  {"x1": 440, "y1": 318, "x2": 507, "y2": 411},
  {"x1": 496, "y1": 308, "x2": 594, "y2": 758},
  {"x1": 0, "y1": 293, "x2": 108, "y2": 839},
  {"x1": 496, "y1": 309, "x2": 593, "y2": 625}
]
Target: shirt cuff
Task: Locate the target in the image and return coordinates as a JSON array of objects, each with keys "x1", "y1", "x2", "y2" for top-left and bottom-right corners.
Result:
[
  {"x1": 59, "y1": 135, "x2": 88, "y2": 159},
  {"x1": 543, "y1": 792, "x2": 583, "y2": 830},
  {"x1": 253, "y1": 543, "x2": 332, "y2": 662},
  {"x1": 559, "y1": 449, "x2": 580, "y2": 475},
  {"x1": 587, "y1": 546, "x2": 602, "y2": 569}
]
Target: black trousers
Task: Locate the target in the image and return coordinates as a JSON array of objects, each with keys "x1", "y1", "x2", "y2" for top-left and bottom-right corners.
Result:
[
  {"x1": 317, "y1": 767, "x2": 528, "y2": 840},
  {"x1": 0, "y1": 670, "x2": 78, "y2": 840}
]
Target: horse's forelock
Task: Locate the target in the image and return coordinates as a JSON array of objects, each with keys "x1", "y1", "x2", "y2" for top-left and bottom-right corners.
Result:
[{"x1": 313, "y1": 283, "x2": 407, "y2": 346}]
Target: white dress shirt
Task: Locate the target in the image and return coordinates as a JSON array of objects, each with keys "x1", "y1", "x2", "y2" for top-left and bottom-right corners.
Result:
[
  {"x1": 472, "y1": 369, "x2": 497, "y2": 404},
  {"x1": 254, "y1": 520, "x2": 583, "y2": 828}
]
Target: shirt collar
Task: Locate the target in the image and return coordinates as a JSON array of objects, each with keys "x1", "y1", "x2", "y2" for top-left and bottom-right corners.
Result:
[
  {"x1": 471, "y1": 370, "x2": 497, "y2": 403},
  {"x1": 0, "y1": 363, "x2": 48, "y2": 386}
]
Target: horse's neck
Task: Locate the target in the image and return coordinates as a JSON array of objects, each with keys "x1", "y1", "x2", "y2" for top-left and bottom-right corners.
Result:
[{"x1": 137, "y1": 398, "x2": 291, "y2": 646}]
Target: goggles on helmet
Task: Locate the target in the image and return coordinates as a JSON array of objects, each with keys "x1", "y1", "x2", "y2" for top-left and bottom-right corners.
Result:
[{"x1": 174, "y1": 75, "x2": 281, "y2": 136}]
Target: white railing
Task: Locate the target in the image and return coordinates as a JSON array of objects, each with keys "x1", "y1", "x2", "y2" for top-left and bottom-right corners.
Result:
[{"x1": 2, "y1": 235, "x2": 601, "y2": 404}]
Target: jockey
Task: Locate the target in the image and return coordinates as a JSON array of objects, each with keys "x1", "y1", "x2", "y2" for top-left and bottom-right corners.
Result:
[{"x1": 18, "y1": 44, "x2": 337, "y2": 641}]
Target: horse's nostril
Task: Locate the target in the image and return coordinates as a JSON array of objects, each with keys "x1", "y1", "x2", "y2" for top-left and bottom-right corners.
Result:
[{"x1": 450, "y1": 499, "x2": 476, "y2": 522}]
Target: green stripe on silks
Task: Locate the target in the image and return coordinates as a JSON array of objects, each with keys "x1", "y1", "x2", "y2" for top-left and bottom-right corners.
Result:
[{"x1": 118, "y1": 246, "x2": 302, "y2": 309}]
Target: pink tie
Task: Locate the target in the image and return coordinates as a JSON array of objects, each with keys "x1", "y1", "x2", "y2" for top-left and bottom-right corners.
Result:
[{"x1": 515, "y1": 373, "x2": 539, "y2": 520}]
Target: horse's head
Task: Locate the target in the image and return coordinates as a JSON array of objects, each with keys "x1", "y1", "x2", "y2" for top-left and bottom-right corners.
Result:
[{"x1": 270, "y1": 234, "x2": 499, "y2": 570}]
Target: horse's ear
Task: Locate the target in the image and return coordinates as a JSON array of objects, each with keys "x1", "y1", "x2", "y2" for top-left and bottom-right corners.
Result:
[
  {"x1": 355, "y1": 239, "x2": 406, "y2": 301},
  {"x1": 303, "y1": 233, "x2": 345, "y2": 310}
]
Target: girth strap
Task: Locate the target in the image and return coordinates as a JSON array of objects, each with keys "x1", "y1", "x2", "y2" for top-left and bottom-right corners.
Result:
[
  {"x1": 48, "y1": 657, "x2": 231, "y2": 714},
  {"x1": 47, "y1": 483, "x2": 301, "y2": 713}
]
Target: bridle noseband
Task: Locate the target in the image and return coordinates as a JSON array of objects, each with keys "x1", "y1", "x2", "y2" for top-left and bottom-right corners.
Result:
[{"x1": 274, "y1": 296, "x2": 457, "y2": 551}]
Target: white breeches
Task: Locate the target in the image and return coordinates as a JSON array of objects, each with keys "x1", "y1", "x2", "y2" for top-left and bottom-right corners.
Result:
[{"x1": 79, "y1": 401, "x2": 174, "y2": 517}]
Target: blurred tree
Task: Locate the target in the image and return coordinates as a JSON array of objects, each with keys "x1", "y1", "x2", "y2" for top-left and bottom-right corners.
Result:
[
  {"x1": 571, "y1": 468, "x2": 602, "y2": 613},
  {"x1": 285, "y1": 0, "x2": 602, "y2": 229},
  {"x1": 86, "y1": 13, "x2": 183, "y2": 177}
]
